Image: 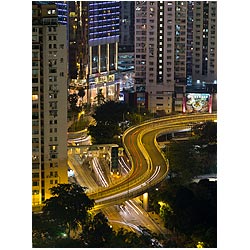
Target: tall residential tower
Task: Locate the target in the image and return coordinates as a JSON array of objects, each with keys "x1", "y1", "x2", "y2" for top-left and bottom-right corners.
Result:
[
  {"x1": 32, "y1": 2, "x2": 68, "y2": 209},
  {"x1": 134, "y1": 1, "x2": 217, "y2": 114}
]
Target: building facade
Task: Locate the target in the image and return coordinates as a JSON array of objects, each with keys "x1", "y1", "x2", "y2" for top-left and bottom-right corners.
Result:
[
  {"x1": 87, "y1": 1, "x2": 121, "y2": 104},
  {"x1": 119, "y1": 1, "x2": 135, "y2": 53},
  {"x1": 192, "y1": 1, "x2": 217, "y2": 84},
  {"x1": 134, "y1": 1, "x2": 217, "y2": 114},
  {"x1": 68, "y1": 1, "x2": 121, "y2": 106},
  {"x1": 32, "y1": 2, "x2": 68, "y2": 209},
  {"x1": 134, "y1": 1, "x2": 176, "y2": 114}
]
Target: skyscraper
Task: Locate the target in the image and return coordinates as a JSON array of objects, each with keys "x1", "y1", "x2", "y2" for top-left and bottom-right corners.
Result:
[
  {"x1": 192, "y1": 1, "x2": 217, "y2": 84},
  {"x1": 68, "y1": 1, "x2": 89, "y2": 80},
  {"x1": 134, "y1": 1, "x2": 175, "y2": 114},
  {"x1": 67, "y1": 1, "x2": 121, "y2": 105},
  {"x1": 32, "y1": 2, "x2": 68, "y2": 210},
  {"x1": 87, "y1": 1, "x2": 121, "y2": 104},
  {"x1": 134, "y1": 1, "x2": 217, "y2": 114},
  {"x1": 119, "y1": 1, "x2": 135, "y2": 53}
]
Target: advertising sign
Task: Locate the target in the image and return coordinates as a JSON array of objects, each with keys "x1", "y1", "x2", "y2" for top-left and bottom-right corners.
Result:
[{"x1": 184, "y1": 93, "x2": 212, "y2": 113}]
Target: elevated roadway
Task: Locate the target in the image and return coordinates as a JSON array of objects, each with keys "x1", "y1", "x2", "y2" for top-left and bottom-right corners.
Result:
[{"x1": 69, "y1": 113, "x2": 217, "y2": 209}]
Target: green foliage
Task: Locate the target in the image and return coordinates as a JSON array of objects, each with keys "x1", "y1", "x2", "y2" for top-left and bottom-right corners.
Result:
[
  {"x1": 42, "y1": 183, "x2": 94, "y2": 236},
  {"x1": 32, "y1": 213, "x2": 67, "y2": 247},
  {"x1": 111, "y1": 228, "x2": 153, "y2": 248},
  {"x1": 192, "y1": 121, "x2": 217, "y2": 143},
  {"x1": 162, "y1": 121, "x2": 217, "y2": 183},
  {"x1": 88, "y1": 122, "x2": 120, "y2": 144},
  {"x1": 94, "y1": 89, "x2": 106, "y2": 105},
  {"x1": 80, "y1": 212, "x2": 113, "y2": 247},
  {"x1": 164, "y1": 140, "x2": 202, "y2": 183},
  {"x1": 155, "y1": 180, "x2": 217, "y2": 247},
  {"x1": 88, "y1": 101, "x2": 130, "y2": 143},
  {"x1": 93, "y1": 100, "x2": 129, "y2": 124},
  {"x1": 68, "y1": 116, "x2": 90, "y2": 132},
  {"x1": 68, "y1": 93, "x2": 79, "y2": 111}
]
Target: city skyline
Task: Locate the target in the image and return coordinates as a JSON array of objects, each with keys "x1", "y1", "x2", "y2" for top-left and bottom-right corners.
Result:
[{"x1": 2, "y1": 0, "x2": 250, "y2": 249}]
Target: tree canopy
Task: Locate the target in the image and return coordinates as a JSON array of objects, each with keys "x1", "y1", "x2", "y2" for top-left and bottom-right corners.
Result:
[
  {"x1": 33, "y1": 183, "x2": 162, "y2": 247},
  {"x1": 157, "y1": 180, "x2": 217, "y2": 247},
  {"x1": 88, "y1": 101, "x2": 130, "y2": 144},
  {"x1": 42, "y1": 183, "x2": 95, "y2": 236}
]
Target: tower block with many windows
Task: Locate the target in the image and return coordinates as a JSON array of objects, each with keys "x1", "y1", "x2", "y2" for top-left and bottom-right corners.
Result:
[{"x1": 32, "y1": 2, "x2": 68, "y2": 210}]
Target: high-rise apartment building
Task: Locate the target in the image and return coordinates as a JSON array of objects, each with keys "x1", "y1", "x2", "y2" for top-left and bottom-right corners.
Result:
[
  {"x1": 32, "y1": 2, "x2": 68, "y2": 209},
  {"x1": 134, "y1": 1, "x2": 175, "y2": 114},
  {"x1": 134, "y1": 1, "x2": 217, "y2": 114},
  {"x1": 119, "y1": 1, "x2": 135, "y2": 53},
  {"x1": 118, "y1": 1, "x2": 135, "y2": 73},
  {"x1": 192, "y1": 1, "x2": 217, "y2": 84}
]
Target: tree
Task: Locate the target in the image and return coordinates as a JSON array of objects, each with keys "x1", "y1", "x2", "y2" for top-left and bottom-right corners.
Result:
[
  {"x1": 88, "y1": 101, "x2": 130, "y2": 143},
  {"x1": 192, "y1": 121, "x2": 217, "y2": 143},
  {"x1": 80, "y1": 212, "x2": 113, "y2": 247},
  {"x1": 164, "y1": 140, "x2": 201, "y2": 183},
  {"x1": 78, "y1": 88, "x2": 85, "y2": 98},
  {"x1": 94, "y1": 89, "x2": 106, "y2": 105},
  {"x1": 68, "y1": 93, "x2": 79, "y2": 111},
  {"x1": 42, "y1": 183, "x2": 95, "y2": 237},
  {"x1": 93, "y1": 100, "x2": 129, "y2": 124},
  {"x1": 88, "y1": 122, "x2": 120, "y2": 144}
]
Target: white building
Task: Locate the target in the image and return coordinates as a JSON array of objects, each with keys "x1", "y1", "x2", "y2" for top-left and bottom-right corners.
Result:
[{"x1": 32, "y1": 2, "x2": 68, "y2": 209}]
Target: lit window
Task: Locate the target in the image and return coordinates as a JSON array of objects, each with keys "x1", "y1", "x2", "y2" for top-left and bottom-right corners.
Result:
[{"x1": 32, "y1": 95, "x2": 38, "y2": 101}]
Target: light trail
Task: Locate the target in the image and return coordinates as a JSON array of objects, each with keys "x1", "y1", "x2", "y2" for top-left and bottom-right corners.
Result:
[
  {"x1": 92, "y1": 157, "x2": 109, "y2": 187},
  {"x1": 118, "y1": 157, "x2": 131, "y2": 174},
  {"x1": 145, "y1": 165, "x2": 161, "y2": 184},
  {"x1": 72, "y1": 113, "x2": 217, "y2": 208},
  {"x1": 67, "y1": 135, "x2": 91, "y2": 144},
  {"x1": 108, "y1": 220, "x2": 142, "y2": 233},
  {"x1": 125, "y1": 200, "x2": 143, "y2": 215}
]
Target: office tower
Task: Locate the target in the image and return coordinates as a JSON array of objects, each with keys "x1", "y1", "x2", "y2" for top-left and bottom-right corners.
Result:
[
  {"x1": 32, "y1": 2, "x2": 68, "y2": 210},
  {"x1": 134, "y1": 1, "x2": 217, "y2": 114},
  {"x1": 87, "y1": 1, "x2": 121, "y2": 104},
  {"x1": 68, "y1": 1, "x2": 121, "y2": 105}
]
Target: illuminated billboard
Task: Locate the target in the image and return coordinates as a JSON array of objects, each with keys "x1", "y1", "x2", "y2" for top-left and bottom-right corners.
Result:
[{"x1": 183, "y1": 93, "x2": 212, "y2": 113}]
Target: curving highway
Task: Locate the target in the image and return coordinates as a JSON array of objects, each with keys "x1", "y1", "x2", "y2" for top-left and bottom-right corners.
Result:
[{"x1": 84, "y1": 113, "x2": 217, "y2": 209}]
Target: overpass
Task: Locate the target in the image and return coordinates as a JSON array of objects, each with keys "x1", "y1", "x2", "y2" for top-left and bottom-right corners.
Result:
[{"x1": 81, "y1": 113, "x2": 217, "y2": 210}]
